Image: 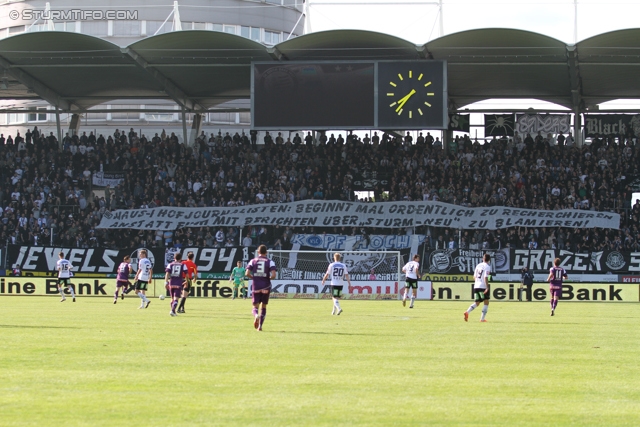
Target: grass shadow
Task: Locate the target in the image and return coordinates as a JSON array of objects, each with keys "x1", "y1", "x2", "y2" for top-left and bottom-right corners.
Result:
[{"x1": 0, "y1": 324, "x2": 81, "y2": 329}]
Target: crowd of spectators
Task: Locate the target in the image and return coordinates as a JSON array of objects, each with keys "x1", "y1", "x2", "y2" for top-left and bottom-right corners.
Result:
[{"x1": 0, "y1": 125, "x2": 639, "y2": 254}]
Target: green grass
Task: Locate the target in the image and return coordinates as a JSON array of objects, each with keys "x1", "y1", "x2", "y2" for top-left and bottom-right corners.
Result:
[{"x1": 1, "y1": 296, "x2": 640, "y2": 426}]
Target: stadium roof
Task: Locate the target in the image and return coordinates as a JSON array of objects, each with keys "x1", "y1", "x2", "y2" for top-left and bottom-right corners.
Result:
[{"x1": 1, "y1": 27, "x2": 640, "y2": 112}]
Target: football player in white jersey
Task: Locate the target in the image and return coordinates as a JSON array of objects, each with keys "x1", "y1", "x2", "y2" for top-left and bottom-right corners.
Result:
[
  {"x1": 464, "y1": 253, "x2": 492, "y2": 322},
  {"x1": 402, "y1": 254, "x2": 421, "y2": 308},
  {"x1": 133, "y1": 249, "x2": 152, "y2": 309},
  {"x1": 56, "y1": 252, "x2": 75, "y2": 302},
  {"x1": 322, "y1": 253, "x2": 352, "y2": 315}
]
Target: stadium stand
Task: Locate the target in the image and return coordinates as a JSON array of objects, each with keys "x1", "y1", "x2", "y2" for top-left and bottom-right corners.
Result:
[{"x1": 0, "y1": 126, "x2": 637, "y2": 252}]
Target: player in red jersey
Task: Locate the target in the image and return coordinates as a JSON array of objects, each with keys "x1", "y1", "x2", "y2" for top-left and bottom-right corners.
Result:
[{"x1": 178, "y1": 251, "x2": 198, "y2": 314}]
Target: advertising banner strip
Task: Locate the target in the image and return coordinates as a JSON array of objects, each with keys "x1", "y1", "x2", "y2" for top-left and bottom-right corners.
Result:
[
  {"x1": 430, "y1": 282, "x2": 638, "y2": 302},
  {"x1": 97, "y1": 200, "x2": 620, "y2": 230},
  {"x1": 1, "y1": 278, "x2": 636, "y2": 302}
]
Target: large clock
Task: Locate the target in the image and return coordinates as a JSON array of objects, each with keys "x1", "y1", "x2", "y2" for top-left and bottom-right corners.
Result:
[{"x1": 377, "y1": 61, "x2": 447, "y2": 129}]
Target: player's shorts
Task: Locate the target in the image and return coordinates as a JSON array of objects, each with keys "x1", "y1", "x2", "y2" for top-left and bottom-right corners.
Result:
[
  {"x1": 252, "y1": 288, "x2": 271, "y2": 305},
  {"x1": 183, "y1": 277, "x2": 193, "y2": 290},
  {"x1": 233, "y1": 279, "x2": 244, "y2": 287},
  {"x1": 57, "y1": 278, "x2": 71, "y2": 286},
  {"x1": 331, "y1": 285, "x2": 343, "y2": 298},
  {"x1": 473, "y1": 286, "x2": 490, "y2": 302},
  {"x1": 135, "y1": 280, "x2": 149, "y2": 291},
  {"x1": 169, "y1": 286, "x2": 182, "y2": 298},
  {"x1": 549, "y1": 287, "x2": 562, "y2": 299},
  {"x1": 116, "y1": 280, "x2": 129, "y2": 288},
  {"x1": 405, "y1": 278, "x2": 418, "y2": 289}
]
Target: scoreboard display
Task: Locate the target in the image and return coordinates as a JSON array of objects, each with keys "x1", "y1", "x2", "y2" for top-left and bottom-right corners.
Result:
[{"x1": 252, "y1": 60, "x2": 447, "y2": 130}]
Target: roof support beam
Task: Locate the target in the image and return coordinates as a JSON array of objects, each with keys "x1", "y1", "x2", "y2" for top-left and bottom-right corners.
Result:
[
  {"x1": 267, "y1": 47, "x2": 286, "y2": 61},
  {"x1": 121, "y1": 47, "x2": 205, "y2": 112},
  {"x1": 566, "y1": 45, "x2": 583, "y2": 111},
  {"x1": 0, "y1": 55, "x2": 73, "y2": 111}
]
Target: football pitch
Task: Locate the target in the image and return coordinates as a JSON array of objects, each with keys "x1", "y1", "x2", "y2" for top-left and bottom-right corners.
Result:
[{"x1": 1, "y1": 296, "x2": 639, "y2": 427}]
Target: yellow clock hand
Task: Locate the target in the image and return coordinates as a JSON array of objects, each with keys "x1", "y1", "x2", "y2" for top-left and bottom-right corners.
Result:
[{"x1": 395, "y1": 89, "x2": 416, "y2": 112}]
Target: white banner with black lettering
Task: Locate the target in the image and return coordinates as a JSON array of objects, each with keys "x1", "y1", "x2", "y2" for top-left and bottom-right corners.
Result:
[
  {"x1": 291, "y1": 234, "x2": 426, "y2": 251},
  {"x1": 97, "y1": 200, "x2": 620, "y2": 231},
  {"x1": 92, "y1": 172, "x2": 125, "y2": 187}
]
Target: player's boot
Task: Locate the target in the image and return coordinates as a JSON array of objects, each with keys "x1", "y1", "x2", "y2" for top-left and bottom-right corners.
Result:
[
  {"x1": 170, "y1": 311, "x2": 177, "y2": 317},
  {"x1": 336, "y1": 308, "x2": 343, "y2": 315},
  {"x1": 551, "y1": 309, "x2": 554, "y2": 316},
  {"x1": 113, "y1": 298, "x2": 117, "y2": 304},
  {"x1": 145, "y1": 300, "x2": 151, "y2": 308},
  {"x1": 121, "y1": 293, "x2": 125, "y2": 300},
  {"x1": 60, "y1": 297, "x2": 66, "y2": 302},
  {"x1": 464, "y1": 311, "x2": 468, "y2": 322},
  {"x1": 73, "y1": 297, "x2": 76, "y2": 302},
  {"x1": 253, "y1": 316, "x2": 260, "y2": 330},
  {"x1": 480, "y1": 319, "x2": 488, "y2": 322}
]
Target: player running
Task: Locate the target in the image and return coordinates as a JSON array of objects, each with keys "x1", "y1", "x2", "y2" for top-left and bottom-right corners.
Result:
[
  {"x1": 547, "y1": 257, "x2": 568, "y2": 316},
  {"x1": 133, "y1": 249, "x2": 152, "y2": 309},
  {"x1": 230, "y1": 261, "x2": 246, "y2": 300},
  {"x1": 177, "y1": 252, "x2": 197, "y2": 313},
  {"x1": 56, "y1": 252, "x2": 75, "y2": 302},
  {"x1": 166, "y1": 252, "x2": 188, "y2": 316},
  {"x1": 114, "y1": 255, "x2": 132, "y2": 304},
  {"x1": 402, "y1": 254, "x2": 421, "y2": 308},
  {"x1": 322, "y1": 252, "x2": 352, "y2": 315},
  {"x1": 464, "y1": 253, "x2": 492, "y2": 322},
  {"x1": 245, "y1": 245, "x2": 277, "y2": 331}
]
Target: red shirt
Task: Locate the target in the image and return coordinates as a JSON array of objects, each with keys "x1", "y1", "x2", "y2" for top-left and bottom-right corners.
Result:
[{"x1": 182, "y1": 260, "x2": 198, "y2": 279}]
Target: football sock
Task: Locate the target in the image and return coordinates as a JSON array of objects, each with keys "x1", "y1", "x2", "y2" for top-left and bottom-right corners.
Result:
[
  {"x1": 481, "y1": 305, "x2": 488, "y2": 320},
  {"x1": 410, "y1": 295, "x2": 415, "y2": 306},
  {"x1": 402, "y1": 290, "x2": 408, "y2": 300},
  {"x1": 334, "y1": 300, "x2": 341, "y2": 310},
  {"x1": 552, "y1": 299, "x2": 558, "y2": 310},
  {"x1": 68, "y1": 287, "x2": 75, "y2": 298},
  {"x1": 260, "y1": 307, "x2": 267, "y2": 325},
  {"x1": 252, "y1": 307, "x2": 258, "y2": 318},
  {"x1": 171, "y1": 300, "x2": 178, "y2": 312},
  {"x1": 59, "y1": 288, "x2": 65, "y2": 298},
  {"x1": 467, "y1": 304, "x2": 476, "y2": 313},
  {"x1": 550, "y1": 299, "x2": 554, "y2": 309}
]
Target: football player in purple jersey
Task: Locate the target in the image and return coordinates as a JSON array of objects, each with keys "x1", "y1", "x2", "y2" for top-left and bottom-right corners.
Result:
[
  {"x1": 245, "y1": 245, "x2": 277, "y2": 331},
  {"x1": 114, "y1": 255, "x2": 132, "y2": 304},
  {"x1": 165, "y1": 252, "x2": 188, "y2": 317},
  {"x1": 547, "y1": 258, "x2": 568, "y2": 316}
]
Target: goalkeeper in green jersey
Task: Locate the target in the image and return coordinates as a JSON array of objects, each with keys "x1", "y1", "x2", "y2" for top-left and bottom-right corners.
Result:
[{"x1": 230, "y1": 261, "x2": 247, "y2": 299}]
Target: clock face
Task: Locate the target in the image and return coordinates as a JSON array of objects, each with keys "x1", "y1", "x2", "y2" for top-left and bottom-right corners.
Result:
[{"x1": 377, "y1": 61, "x2": 447, "y2": 129}]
